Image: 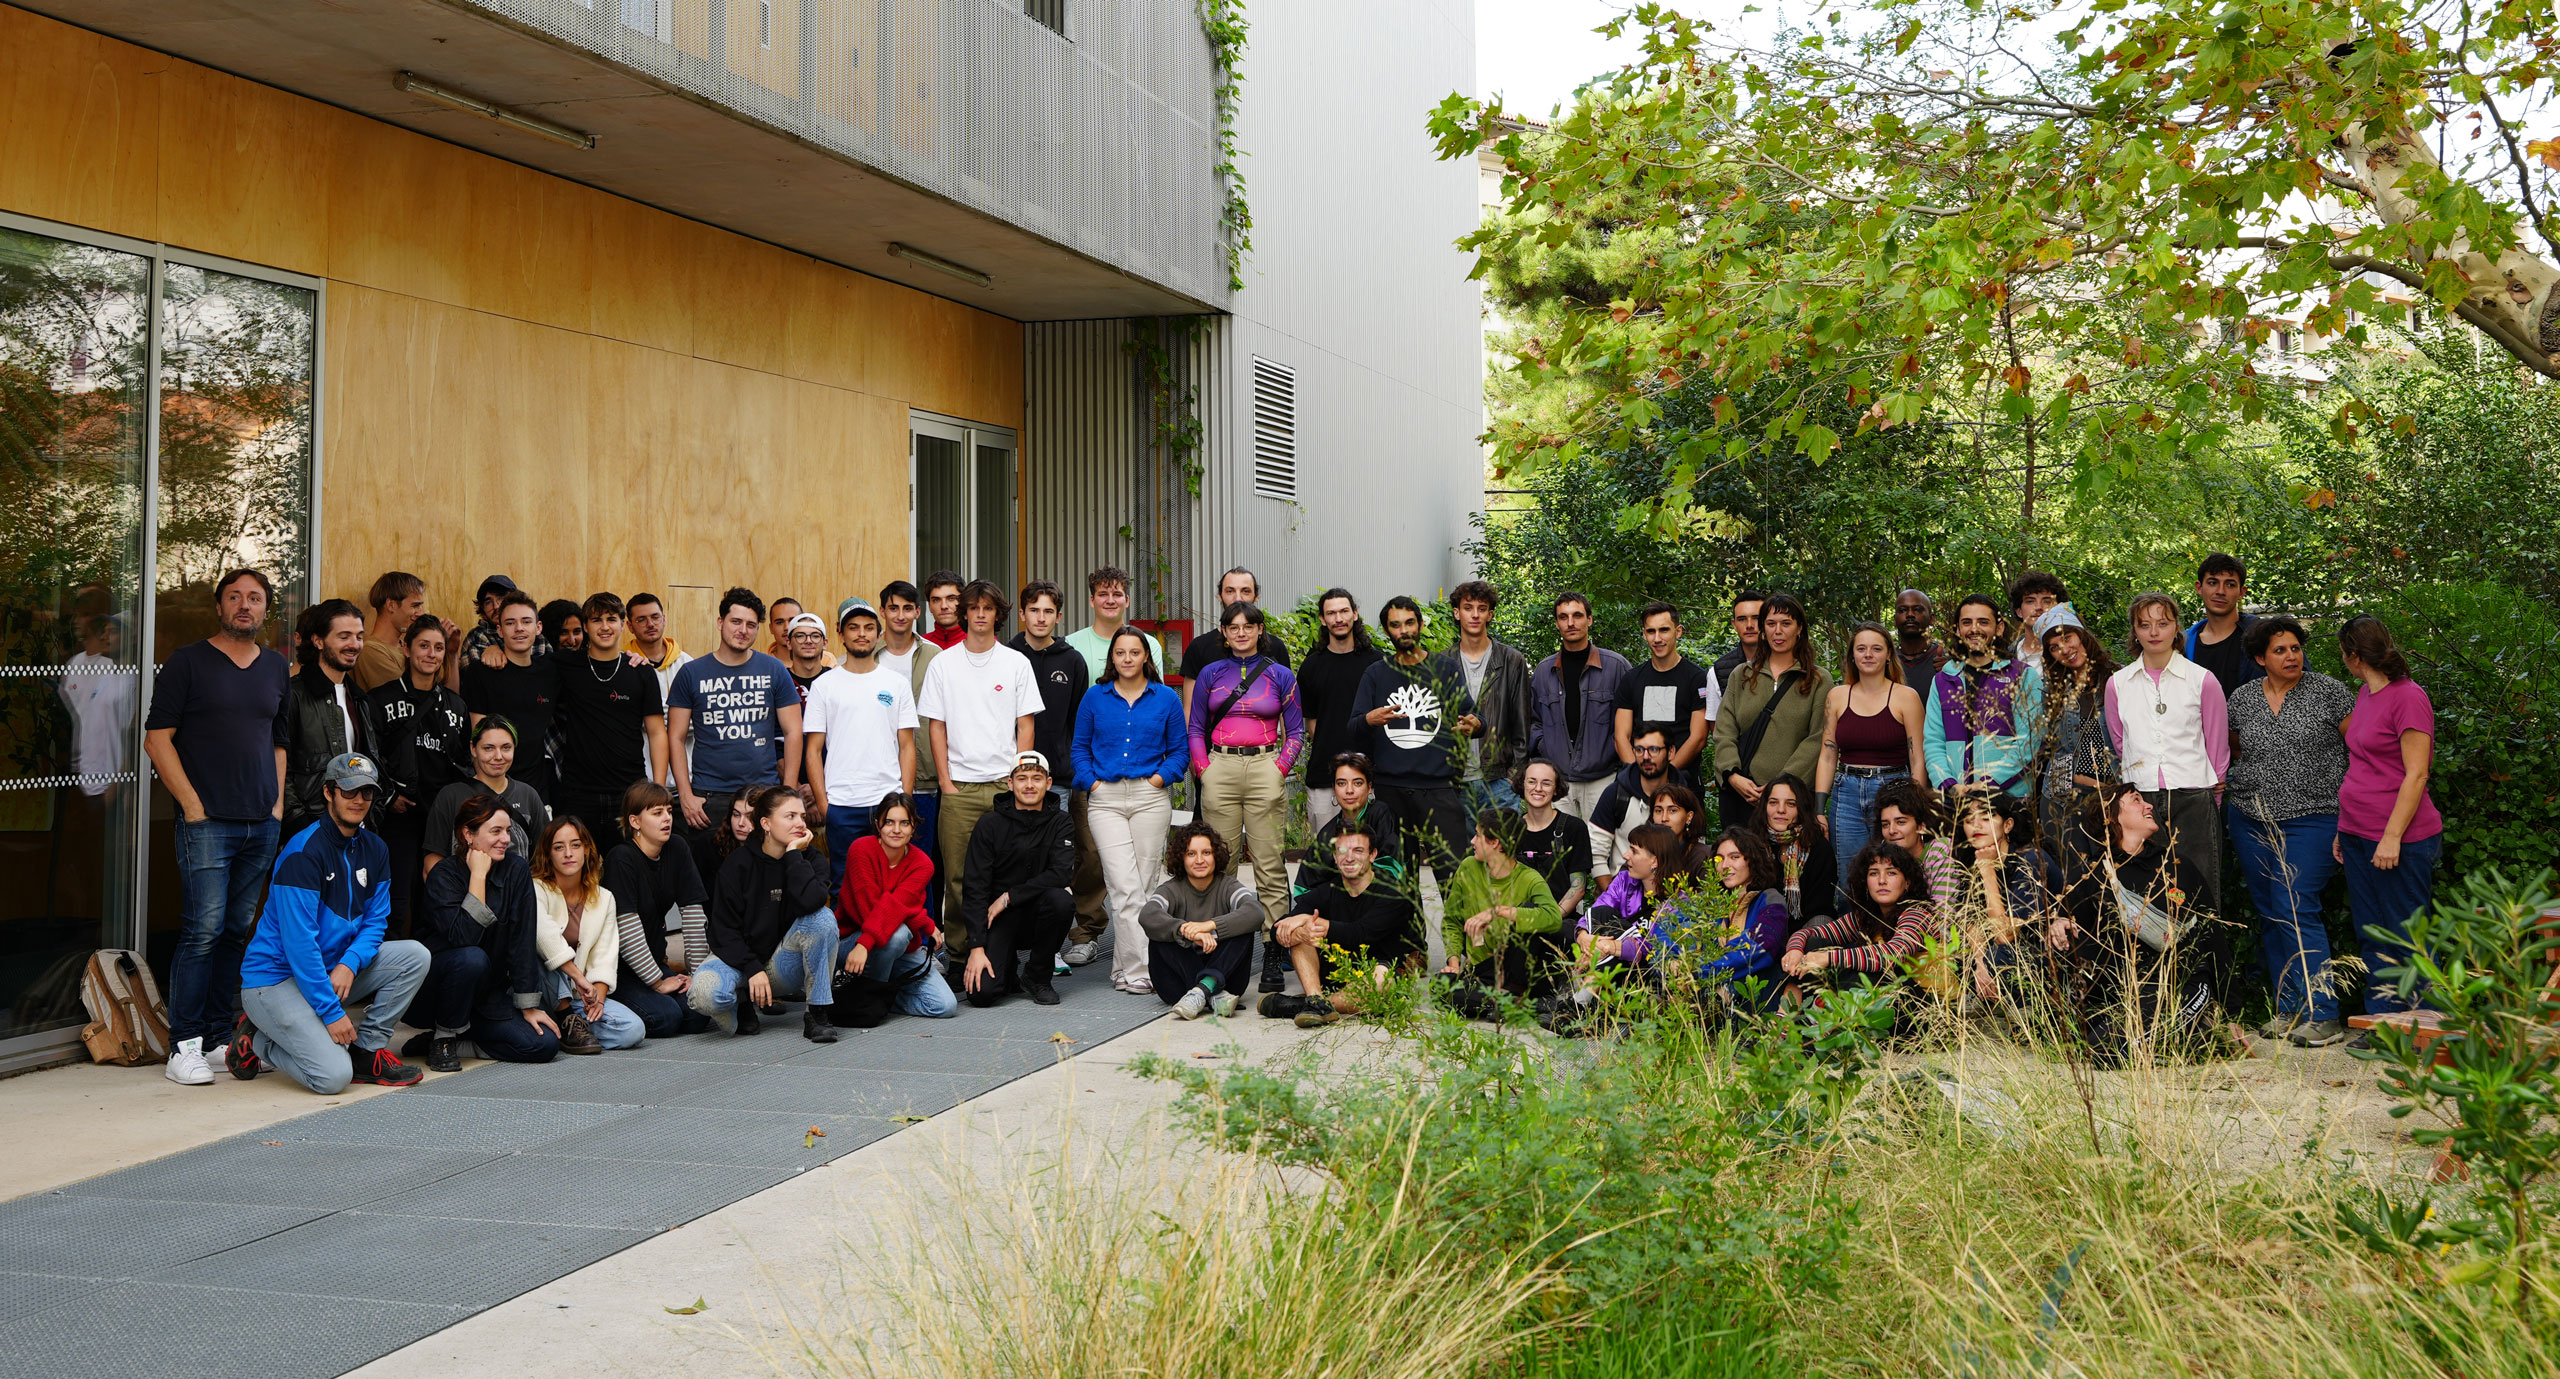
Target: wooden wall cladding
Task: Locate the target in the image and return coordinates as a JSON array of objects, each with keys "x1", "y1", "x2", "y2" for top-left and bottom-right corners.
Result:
[{"x1": 0, "y1": 4, "x2": 1020, "y2": 645}]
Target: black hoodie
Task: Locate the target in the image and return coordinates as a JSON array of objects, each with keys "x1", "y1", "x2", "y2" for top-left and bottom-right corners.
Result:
[
  {"x1": 961, "y1": 791, "x2": 1078, "y2": 948},
  {"x1": 709, "y1": 842, "x2": 833, "y2": 974},
  {"x1": 1006, "y1": 635, "x2": 1091, "y2": 778}
]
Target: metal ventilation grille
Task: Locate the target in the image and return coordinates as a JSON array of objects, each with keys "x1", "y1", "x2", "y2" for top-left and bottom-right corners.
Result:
[{"x1": 1250, "y1": 357, "x2": 1297, "y2": 502}]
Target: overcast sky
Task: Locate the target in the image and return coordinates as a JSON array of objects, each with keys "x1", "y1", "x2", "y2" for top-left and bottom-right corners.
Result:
[{"x1": 1474, "y1": 2, "x2": 1801, "y2": 117}]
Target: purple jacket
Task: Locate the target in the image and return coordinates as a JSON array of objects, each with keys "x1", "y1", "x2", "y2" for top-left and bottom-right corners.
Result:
[{"x1": 1922, "y1": 657, "x2": 2044, "y2": 795}]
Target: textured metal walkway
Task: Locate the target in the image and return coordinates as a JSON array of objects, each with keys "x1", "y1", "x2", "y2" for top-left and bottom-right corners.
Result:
[{"x1": 0, "y1": 982, "x2": 1166, "y2": 1379}]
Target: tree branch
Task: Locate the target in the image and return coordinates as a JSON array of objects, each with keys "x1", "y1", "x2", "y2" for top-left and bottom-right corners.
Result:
[{"x1": 2327, "y1": 252, "x2": 2560, "y2": 379}]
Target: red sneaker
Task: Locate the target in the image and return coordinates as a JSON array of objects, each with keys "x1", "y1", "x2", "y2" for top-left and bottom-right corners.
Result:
[
  {"x1": 350, "y1": 1045, "x2": 423, "y2": 1087},
  {"x1": 228, "y1": 1013, "x2": 262, "y2": 1081}
]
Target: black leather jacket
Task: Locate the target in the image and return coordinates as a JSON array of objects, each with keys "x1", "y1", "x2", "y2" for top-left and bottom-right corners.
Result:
[{"x1": 281, "y1": 666, "x2": 375, "y2": 830}]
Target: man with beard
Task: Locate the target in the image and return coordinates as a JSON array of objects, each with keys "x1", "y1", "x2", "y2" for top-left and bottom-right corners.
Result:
[
  {"x1": 1350, "y1": 596, "x2": 1478, "y2": 913},
  {"x1": 1921, "y1": 593, "x2": 2043, "y2": 799},
  {"x1": 280, "y1": 599, "x2": 373, "y2": 837},
  {"x1": 1893, "y1": 589, "x2": 1949, "y2": 689},
  {"x1": 1588, "y1": 726, "x2": 1684, "y2": 872}
]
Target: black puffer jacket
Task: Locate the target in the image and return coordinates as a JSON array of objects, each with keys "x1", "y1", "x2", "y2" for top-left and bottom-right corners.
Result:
[
  {"x1": 960, "y1": 792, "x2": 1077, "y2": 949},
  {"x1": 709, "y1": 843, "x2": 833, "y2": 974}
]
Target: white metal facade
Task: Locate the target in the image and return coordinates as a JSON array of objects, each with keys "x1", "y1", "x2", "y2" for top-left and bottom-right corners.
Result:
[{"x1": 1025, "y1": 0, "x2": 1483, "y2": 623}]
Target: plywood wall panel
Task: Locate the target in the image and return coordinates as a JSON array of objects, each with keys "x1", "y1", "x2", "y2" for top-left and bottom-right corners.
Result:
[
  {"x1": 155, "y1": 59, "x2": 333, "y2": 274},
  {"x1": 0, "y1": 11, "x2": 162, "y2": 242}
]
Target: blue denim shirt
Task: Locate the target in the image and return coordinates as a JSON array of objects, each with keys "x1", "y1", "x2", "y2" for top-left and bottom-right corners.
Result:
[{"x1": 1071, "y1": 681, "x2": 1189, "y2": 791}]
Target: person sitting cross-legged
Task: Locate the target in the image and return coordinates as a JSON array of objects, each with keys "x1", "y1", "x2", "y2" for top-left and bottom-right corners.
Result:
[
  {"x1": 959, "y1": 752, "x2": 1078, "y2": 1008},
  {"x1": 1139, "y1": 821, "x2": 1264, "y2": 1019},
  {"x1": 531, "y1": 816, "x2": 646, "y2": 1053},
  {"x1": 836, "y1": 792, "x2": 958, "y2": 1026},
  {"x1": 1271, "y1": 822, "x2": 1422, "y2": 1027},
  {"x1": 693, "y1": 785, "x2": 843, "y2": 1042},
  {"x1": 1436, "y1": 808, "x2": 1563, "y2": 1020},
  {"x1": 229, "y1": 753, "x2": 429, "y2": 1092}
]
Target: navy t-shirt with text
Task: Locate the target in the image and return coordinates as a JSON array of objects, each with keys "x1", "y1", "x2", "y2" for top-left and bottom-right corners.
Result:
[{"x1": 667, "y1": 651, "x2": 796, "y2": 794}]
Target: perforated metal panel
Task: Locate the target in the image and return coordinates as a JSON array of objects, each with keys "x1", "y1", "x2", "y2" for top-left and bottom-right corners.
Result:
[
  {"x1": 59, "y1": 1139, "x2": 496, "y2": 1213},
  {"x1": 458, "y1": 0, "x2": 1227, "y2": 302},
  {"x1": 147, "y1": 1212, "x2": 649, "y2": 1310},
  {"x1": 0, "y1": 1284, "x2": 467, "y2": 1379}
]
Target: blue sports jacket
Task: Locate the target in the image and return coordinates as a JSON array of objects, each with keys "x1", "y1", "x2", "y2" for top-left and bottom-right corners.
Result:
[{"x1": 238, "y1": 819, "x2": 392, "y2": 1026}]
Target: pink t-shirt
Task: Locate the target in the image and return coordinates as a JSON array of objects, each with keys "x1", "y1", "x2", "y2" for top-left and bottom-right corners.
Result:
[{"x1": 2338, "y1": 679, "x2": 2442, "y2": 843}]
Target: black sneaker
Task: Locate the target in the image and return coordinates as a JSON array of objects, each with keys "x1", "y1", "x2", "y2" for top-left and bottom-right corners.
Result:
[
  {"x1": 1028, "y1": 980, "x2": 1062, "y2": 1007},
  {"x1": 426, "y1": 1036, "x2": 462, "y2": 1073},
  {"x1": 735, "y1": 999, "x2": 762, "y2": 1037},
  {"x1": 228, "y1": 1012, "x2": 262, "y2": 1081},
  {"x1": 802, "y1": 1005, "x2": 840, "y2": 1043},
  {"x1": 400, "y1": 1030, "x2": 432, "y2": 1060},
  {"x1": 350, "y1": 1045, "x2": 424, "y2": 1087},
  {"x1": 1258, "y1": 992, "x2": 1305, "y2": 1020},
  {"x1": 1294, "y1": 996, "x2": 1340, "y2": 1029}
]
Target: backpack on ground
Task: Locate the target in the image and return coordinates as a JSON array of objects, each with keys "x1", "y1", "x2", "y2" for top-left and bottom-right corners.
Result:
[{"x1": 80, "y1": 949, "x2": 173, "y2": 1066}]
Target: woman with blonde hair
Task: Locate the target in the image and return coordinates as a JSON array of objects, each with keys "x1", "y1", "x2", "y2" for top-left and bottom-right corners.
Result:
[{"x1": 531, "y1": 815, "x2": 644, "y2": 1053}]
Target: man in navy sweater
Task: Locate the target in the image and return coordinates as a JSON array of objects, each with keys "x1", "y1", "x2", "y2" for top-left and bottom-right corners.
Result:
[{"x1": 230, "y1": 753, "x2": 428, "y2": 1092}]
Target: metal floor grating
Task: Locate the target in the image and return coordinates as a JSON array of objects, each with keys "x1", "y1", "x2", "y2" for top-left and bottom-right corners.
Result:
[{"x1": 0, "y1": 968, "x2": 1168, "y2": 1378}]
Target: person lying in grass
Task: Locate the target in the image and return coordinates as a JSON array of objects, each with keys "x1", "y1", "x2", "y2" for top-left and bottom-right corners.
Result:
[
  {"x1": 1780, "y1": 841, "x2": 1950, "y2": 1002},
  {"x1": 1271, "y1": 822, "x2": 1418, "y2": 1027}
]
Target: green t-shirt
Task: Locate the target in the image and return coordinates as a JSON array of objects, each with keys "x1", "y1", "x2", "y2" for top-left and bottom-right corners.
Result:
[{"x1": 1066, "y1": 624, "x2": 1165, "y2": 684}]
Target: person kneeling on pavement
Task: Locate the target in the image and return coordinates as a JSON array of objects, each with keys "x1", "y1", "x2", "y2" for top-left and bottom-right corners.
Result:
[
  {"x1": 694, "y1": 785, "x2": 842, "y2": 1041},
  {"x1": 414, "y1": 793, "x2": 559, "y2": 1068},
  {"x1": 531, "y1": 816, "x2": 646, "y2": 1053},
  {"x1": 836, "y1": 793, "x2": 958, "y2": 1025},
  {"x1": 1271, "y1": 823, "x2": 1422, "y2": 1028},
  {"x1": 1437, "y1": 808, "x2": 1562, "y2": 1020},
  {"x1": 1140, "y1": 821, "x2": 1263, "y2": 1019},
  {"x1": 231, "y1": 753, "x2": 429, "y2": 1091},
  {"x1": 959, "y1": 753, "x2": 1078, "y2": 1008}
]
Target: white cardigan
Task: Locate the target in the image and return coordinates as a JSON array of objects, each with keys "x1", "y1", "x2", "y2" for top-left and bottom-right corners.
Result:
[{"x1": 535, "y1": 881, "x2": 621, "y2": 992}]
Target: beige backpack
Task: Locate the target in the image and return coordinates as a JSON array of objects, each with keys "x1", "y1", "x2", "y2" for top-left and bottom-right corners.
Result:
[{"x1": 80, "y1": 949, "x2": 173, "y2": 1066}]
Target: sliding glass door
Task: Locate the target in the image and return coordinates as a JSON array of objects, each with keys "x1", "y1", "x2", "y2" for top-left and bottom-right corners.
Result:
[
  {"x1": 0, "y1": 211, "x2": 317, "y2": 1063},
  {"x1": 910, "y1": 412, "x2": 1015, "y2": 597}
]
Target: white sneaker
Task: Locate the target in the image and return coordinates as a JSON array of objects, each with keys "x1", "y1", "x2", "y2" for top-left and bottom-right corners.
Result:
[
  {"x1": 204, "y1": 1043, "x2": 230, "y2": 1073},
  {"x1": 1173, "y1": 987, "x2": 1210, "y2": 1020},
  {"x1": 1209, "y1": 991, "x2": 1240, "y2": 1019},
  {"x1": 165, "y1": 1038, "x2": 213, "y2": 1086},
  {"x1": 1061, "y1": 941, "x2": 1100, "y2": 967},
  {"x1": 1123, "y1": 977, "x2": 1154, "y2": 995}
]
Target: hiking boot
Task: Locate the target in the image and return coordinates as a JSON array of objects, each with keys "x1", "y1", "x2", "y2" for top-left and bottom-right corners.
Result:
[
  {"x1": 735, "y1": 998, "x2": 762, "y2": 1036},
  {"x1": 1061, "y1": 940, "x2": 1100, "y2": 967},
  {"x1": 802, "y1": 1005, "x2": 840, "y2": 1043},
  {"x1": 2258, "y1": 1010, "x2": 2306, "y2": 1041},
  {"x1": 1258, "y1": 992, "x2": 1305, "y2": 1020},
  {"x1": 1258, "y1": 937, "x2": 1289, "y2": 993},
  {"x1": 1210, "y1": 990, "x2": 1239, "y2": 1019},
  {"x1": 228, "y1": 1014, "x2": 263, "y2": 1081},
  {"x1": 557, "y1": 1008, "x2": 604, "y2": 1055},
  {"x1": 1173, "y1": 987, "x2": 1210, "y2": 1020},
  {"x1": 2290, "y1": 1019, "x2": 2350, "y2": 1048},
  {"x1": 1294, "y1": 997, "x2": 1341, "y2": 1029},
  {"x1": 350, "y1": 1045, "x2": 423, "y2": 1087},
  {"x1": 165, "y1": 1037, "x2": 214, "y2": 1086},
  {"x1": 426, "y1": 1036, "x2": 463, "y2": 1073}
]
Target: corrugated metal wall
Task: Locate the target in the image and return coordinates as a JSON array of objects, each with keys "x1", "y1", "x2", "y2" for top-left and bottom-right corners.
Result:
[
  {"x1": 1023, "y1": 317, "x2": 1227, "y2": 625},
  {"x1": 464, "y1": 0, "x2": 1228, "y2": 302}
]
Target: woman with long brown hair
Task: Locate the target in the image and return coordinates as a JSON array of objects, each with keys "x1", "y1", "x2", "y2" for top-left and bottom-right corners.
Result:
[
  {"x1": 413, "y1": 793, "x2": 558, "y2": 1069},
  {"x1": 1815, "y1": 621, "x2": 1927, "y2": 889},
  {"x1": 531, "y1": 815, "x2": 642, "y2": 1053},
  {"x1": 2331, "y1": 614, "x2": 2443, "y2": 1046},
  {"x1": 2026, "y1": 606, "x2": 2118, "y2": 881},
  {"x1": 1712, "y1": 593, "x2": 1832, "y2": 831}
]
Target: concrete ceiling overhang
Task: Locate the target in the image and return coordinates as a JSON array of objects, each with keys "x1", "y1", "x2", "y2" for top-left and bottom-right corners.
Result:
[{"x1": 16, "y1": 0, "x2": 1219, "y2": 321}]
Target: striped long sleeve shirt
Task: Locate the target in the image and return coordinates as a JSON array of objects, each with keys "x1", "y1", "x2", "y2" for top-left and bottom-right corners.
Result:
[{"x1": 1785, "y1": 901, "x2": 1944, "y2": 975}]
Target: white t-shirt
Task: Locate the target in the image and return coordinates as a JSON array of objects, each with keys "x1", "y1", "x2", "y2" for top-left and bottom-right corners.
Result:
[
  {"x1": 803, "y1": 664, "x2": 918, "y2": 808},
  {"x1": 646, "y1": 648, "x2": 691, "y2": 783},
  {"x1": 917, "y1": 641, "x2": 1042, "y2": 784}
]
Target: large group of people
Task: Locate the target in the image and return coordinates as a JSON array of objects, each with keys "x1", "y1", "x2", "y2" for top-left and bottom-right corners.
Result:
[{"x1": 139, "y1": 551, "x2": 2445, "y2": 1093}]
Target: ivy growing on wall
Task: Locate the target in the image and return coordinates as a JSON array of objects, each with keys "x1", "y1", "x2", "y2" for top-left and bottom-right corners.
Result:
[
  {"x1": 1125, "y1": 317, "x2": 1205, "y2": 497},
  {"x1": 1196, "y1": 0, "x2": 1251, "y2": 290}
]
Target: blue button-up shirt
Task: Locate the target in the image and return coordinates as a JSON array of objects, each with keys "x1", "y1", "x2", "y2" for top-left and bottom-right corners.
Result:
[{"x1": 1072, "y1": 681, "x2": 1189, "y2": 791}]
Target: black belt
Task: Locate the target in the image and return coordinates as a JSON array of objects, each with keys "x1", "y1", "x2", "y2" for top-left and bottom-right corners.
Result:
[
  {"x1": 1209, "y1": 743, "x2": 1277, "y2": 756},
  {"x1": 1835, "y1": 764, "x2": 1907, "y2": 778}
]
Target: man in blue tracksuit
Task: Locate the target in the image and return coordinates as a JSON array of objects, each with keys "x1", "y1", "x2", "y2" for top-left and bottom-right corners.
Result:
[{"x1": 231, "y1": 752, "x2": 429, "y2": 1092}]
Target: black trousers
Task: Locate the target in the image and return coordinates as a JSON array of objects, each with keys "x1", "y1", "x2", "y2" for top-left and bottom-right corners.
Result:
[
  {"x1": 379, "y1": 804, "x2": 427, "y2": 939},
  {"x1": 552, "y1": 788, "x2": 626, "y2": 846},
  {"x1": 966, "y1": 888, "x2": 1075, "y2": 1007},
  {"x1": 1376, "y1": 782, "x2": 1469, "y2": 896},
  {"x1": 673, "y1": 787, "x2": 754, "y2": 883},
  {"x1": 1149, "y1": 932, "x2": 1255, "y2": 1001},
  {"x1": 2143, "y1": 787, "x2": 2223, "y2": 917}
]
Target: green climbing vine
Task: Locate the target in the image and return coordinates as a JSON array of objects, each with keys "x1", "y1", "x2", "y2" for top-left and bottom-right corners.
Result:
[
  {"x1": 1124, "y1": 317, "x2": 1205, "y2": 497},
  {"x1": 1196, "y1": 0, "x2": 1251, "y2": 290}
]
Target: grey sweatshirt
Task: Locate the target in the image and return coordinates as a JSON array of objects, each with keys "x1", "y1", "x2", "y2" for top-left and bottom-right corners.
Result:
[{"x1": 1137, "y1": 875, "x2": 1264, "y2": 944}]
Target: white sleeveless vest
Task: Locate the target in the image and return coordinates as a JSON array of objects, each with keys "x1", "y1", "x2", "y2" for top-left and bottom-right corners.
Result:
[{"x1": 2111, "y1": 655, "x2": 2219, "y2": 790}]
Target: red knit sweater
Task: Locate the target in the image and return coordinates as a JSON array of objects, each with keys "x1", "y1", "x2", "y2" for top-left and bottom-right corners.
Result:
[{"x1": 838, "y1": 836, "x2": 936, "y2": 950}]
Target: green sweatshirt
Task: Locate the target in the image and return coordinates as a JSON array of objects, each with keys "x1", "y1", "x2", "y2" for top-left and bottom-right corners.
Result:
[{"x1": 1443, "y1": 857, "x2": 1562, "y2": 964}]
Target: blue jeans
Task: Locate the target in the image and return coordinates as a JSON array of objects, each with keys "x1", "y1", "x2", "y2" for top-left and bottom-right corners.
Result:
[
  {"x1": 910, "y1": 791, "x2": 942, "y2": 923},
  {"x1": 2229, "y1": 807, "x2": 2342, "y2": 1023},
  {"x1": 239, "y1": 940, "x2": 430, "y2": 1095},
  {"x1": 544, "y1": 969, "x2": 646, "y2": 1049},
  {"x1": 1464, "y1": 777, "x2": 1523, "y2": 814},
  {"x1": 2341, "y1": 831, "x2": 2441, "y2": 1016},
  {"x1": 690, "y1": 910, "x2": 838, "y2": 1030},
  {"x1": 1827, "y1": 769, "x2": 1905, "y2": 892},
  {"x1": 825, "y1": 801, "x2": 877, "y2": 893},
  {"x1": 849, "y1": 924, "x2": 958, "y2": 1018},
  {"x1": 169, "y1": 815, "x2": 282, "y2": 1045},
  {"x1": 614, "y1": 976, "x2": 712, "y2": 1037}
]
